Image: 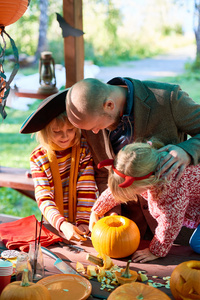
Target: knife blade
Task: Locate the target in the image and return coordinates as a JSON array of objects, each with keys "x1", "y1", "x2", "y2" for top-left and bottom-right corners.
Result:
[
  {"x1": 41, "y1": 247, "x2": 111, "y2": 299},
  {"x1": 41, "y1": 246, "x2": 78, "y2": 275}
]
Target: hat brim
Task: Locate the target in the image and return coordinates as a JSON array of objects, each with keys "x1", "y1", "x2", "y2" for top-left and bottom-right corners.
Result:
[{"x1": 20, "y1": 89, "x2": 68, "y2": 134}]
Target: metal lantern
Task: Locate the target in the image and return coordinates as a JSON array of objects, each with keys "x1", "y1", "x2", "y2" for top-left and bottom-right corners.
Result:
[{"x1": 37, "y1": 51, "x2": 58, "y2": 95}]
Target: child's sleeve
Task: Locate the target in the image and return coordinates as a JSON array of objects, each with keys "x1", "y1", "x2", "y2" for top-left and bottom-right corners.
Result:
[
  {"x1": 30, "y1": 151, "x2": 65, "y2": 232},
  {"x1": 75, "y1": 140, "x2": 99, "y2": 225},
  {"x1": 92, "y1": 187, "x2": 118, "y2": 218},
  {"x1": 148, "y1": 175, "x2": 190, "y2": 257}
]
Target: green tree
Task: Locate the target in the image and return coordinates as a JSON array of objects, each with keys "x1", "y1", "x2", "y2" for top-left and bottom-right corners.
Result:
[
  {"x1": 35, "y1": 0, "x2": 49, "y2": 59},
  {"x1": 194, "y1": 0, "x2": 200, "y2": 62},
  {"x1": 175, "y1": 0, "x2": 200, "y2": 65},
  {"x1": 83, "y1": 0, "x2": 122, "y2": 64}
]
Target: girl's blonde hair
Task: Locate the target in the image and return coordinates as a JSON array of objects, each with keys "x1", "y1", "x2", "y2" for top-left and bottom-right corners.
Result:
[
  {"x1": 35, "y1": 112, "x2": 81, "y2": 150},
  {"x1": 108, "y1": 139, "x2": 167, "y2": 203}
]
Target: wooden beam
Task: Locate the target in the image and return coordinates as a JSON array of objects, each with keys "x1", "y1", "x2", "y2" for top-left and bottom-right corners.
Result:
[{"x1": 63, "y1": 0, "x2": 84, "y2": 88}]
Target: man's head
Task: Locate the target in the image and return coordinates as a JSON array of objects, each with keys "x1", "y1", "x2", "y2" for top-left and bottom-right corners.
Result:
[{"x1": 66, "y1": 78, "x2": 121, "y2": 133}]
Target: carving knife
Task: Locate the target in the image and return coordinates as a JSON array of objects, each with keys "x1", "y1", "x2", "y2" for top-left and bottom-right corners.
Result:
[
  {"x1": 41, "y1": 247, "x2": 111, "y2": 299},
  {"x1": 41, "y1": 246, "x2": 78, "y2": 275}
]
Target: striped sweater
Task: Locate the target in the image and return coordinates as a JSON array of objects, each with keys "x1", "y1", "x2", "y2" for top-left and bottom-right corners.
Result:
[{"x1": 30, "y1": 136, "x2": 98, "y2": 231}]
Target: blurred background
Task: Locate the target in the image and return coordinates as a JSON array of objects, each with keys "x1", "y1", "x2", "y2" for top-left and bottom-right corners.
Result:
[{"x1": 1, "y1": 0, "x2": 200, "y2": 219}]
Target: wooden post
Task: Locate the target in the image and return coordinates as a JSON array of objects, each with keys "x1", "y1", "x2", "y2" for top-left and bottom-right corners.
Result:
[{"x1": 63, "y1": 0, "x2": 84, "y2": 88}]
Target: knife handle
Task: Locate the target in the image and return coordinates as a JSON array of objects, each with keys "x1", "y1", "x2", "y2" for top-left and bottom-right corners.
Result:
[{"x1": 41, "y1": 246, "x2": 59, "y2": 260}]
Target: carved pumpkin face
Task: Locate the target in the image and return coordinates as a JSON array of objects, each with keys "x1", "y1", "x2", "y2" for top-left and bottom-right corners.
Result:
[
  {"x1": 91, "y1": 215, "x2": 140, "y2": 258},
  {"x1": 170, "y1": 260, "x2": 200, "y2": 300}
]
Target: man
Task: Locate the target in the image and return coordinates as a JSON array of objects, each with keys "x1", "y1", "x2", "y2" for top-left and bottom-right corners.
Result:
[{"x1": 66, "y1": 77, "x2": 200, "y2": 238}]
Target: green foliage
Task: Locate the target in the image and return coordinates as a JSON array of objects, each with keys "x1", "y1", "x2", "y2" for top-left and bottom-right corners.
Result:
[
  {"x1": 0, "y1": 103, "x2": 39, "y2": 169},
  {"x1": 162, "y1": 24, "x2": 184, "y2": 36},
  {"x1": 82, "y1": 0, "x2": 194, "y2": 65},
  {"x1": 0, "y1": 188, "x2": 41, "y2": 220},
  {"x1": 157, "y1": 71, "x2": 200, "y2": 105},
  {"x1": 188, "y1": 55, "x2": 200, "y2": 72},
  {"x1": 2, "y1": 0, "x2": 196, "y2": 66},
  {"x1": 48, "y1": 39, "x2": 64, "y2": 65},
  {"x1": 0, "y1": 101, "x2": 42, "y2": 219}
]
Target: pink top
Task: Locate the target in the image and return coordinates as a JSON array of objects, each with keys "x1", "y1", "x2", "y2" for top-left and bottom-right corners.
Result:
[{"x1": 92, "y1": 165, "x2": 200, "y2": 257}]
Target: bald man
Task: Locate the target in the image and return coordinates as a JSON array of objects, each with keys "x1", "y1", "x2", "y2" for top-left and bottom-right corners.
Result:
[{"x1": 66, "y1": 77, "x2": 200, "y2": 238}]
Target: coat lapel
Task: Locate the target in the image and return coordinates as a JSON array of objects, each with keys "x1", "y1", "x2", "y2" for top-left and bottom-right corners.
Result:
[{"x1": 129, "y1": 79, "x2": 151, "y2": 139}]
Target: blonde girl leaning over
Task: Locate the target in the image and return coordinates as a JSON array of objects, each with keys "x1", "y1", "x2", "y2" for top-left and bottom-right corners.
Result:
[
  {"x1": 20, "y1": 90, "x2": 98, "y2": 242},
  {"x1": 89, "y1": 139, "x2": 200, "y2": 262}
]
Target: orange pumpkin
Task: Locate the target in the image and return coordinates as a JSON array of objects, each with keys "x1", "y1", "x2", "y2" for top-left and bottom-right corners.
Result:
[
  {"x1": 91, "y1": 215, "x2": 140, "y2": 258},
  {"x1": 170, "y1": 260, "x2": 200, "y2": 300},
  {"x1": 107, "y1": 282, "x2": 171, "y2": 300},
  {"x1": 0, "y1": 0, "x2": 29, "y2": 27},
  {"x1": 0, "y1": 269, "x2": 51, "y2": 300},
  {"x1": 115, "y1": 260, "x2": 138, "y2": 285}
]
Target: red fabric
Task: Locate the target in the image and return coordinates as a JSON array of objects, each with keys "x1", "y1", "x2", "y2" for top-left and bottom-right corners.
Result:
[{"x1": 0, "y1": 215, "x2": 62, "y2": 252}]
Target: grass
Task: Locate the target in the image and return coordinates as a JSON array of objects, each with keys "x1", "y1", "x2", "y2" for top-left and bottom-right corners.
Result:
[
  {"x1": 1, "y1": 67, "x2": 200, "y2": 220},
  {"x1": 157, "y1": 71, "x2": 200, "y2": 104},
  {"x1": 0, "y1": 101, "x2": 41, "y2": 220}
]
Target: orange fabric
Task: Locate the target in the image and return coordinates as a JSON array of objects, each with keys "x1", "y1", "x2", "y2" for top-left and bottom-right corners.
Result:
[
  {"x1": 47, "y1": 141, "x2": 81, "y2": 223},
  {"x1": 0, "y1": 215, "x2": 62, "y2": 252},
  {"x1": 68, "y1": 142, "x2": 81, "y2": 222},
  {"x1": 47, "y1": 148, "x2": 64, "y2": 215}
]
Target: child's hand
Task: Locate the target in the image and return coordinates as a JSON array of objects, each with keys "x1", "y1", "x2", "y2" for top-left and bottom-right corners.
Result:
[
  {"x1": 132, "y1": 248, "x2": 158, "y2": 263},
  {"x1": 60, "y1": 221, "x2": 87, "y2": 241},
  {"x1": 89, "y1": 211, "x2": 99, "y2": 232},
  {"x1": 78, "y1": 223, "x2": 89, "y2": 235}
]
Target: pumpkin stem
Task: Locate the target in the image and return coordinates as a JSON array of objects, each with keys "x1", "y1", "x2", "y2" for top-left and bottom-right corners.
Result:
[
  {"x1": 136, "y1": 294, "x2": 144, "y2": 300},
  {"x1": 20, "y1": 269, "x2": 31, "y2": 287},
  {"x1": 86, "y1": 254, "x2": 104, "y2": 267},
  {"x1": 121, "y1": 260, "x2": 132, "y2": 278}
]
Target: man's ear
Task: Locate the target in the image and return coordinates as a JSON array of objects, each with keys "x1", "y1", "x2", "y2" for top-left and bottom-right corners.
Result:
[{"x1": 103, "y1": 99, "x2": 115, "y2": 112}]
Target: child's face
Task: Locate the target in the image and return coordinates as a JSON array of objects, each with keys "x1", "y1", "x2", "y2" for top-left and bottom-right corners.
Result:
[{"x1": 49, "y1": 119, "x2": 77, "y2": 149}]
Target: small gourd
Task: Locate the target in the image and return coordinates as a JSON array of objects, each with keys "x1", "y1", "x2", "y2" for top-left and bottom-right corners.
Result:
[
  {"x1": 115, "y1": 260, "x2": 138, "y2": 285},
  {"x1": 107, "y1": 282, "x2": 171, "y2": 300},
  {"x1": 0, "y1": 269, "x2": 51, "y2": 300}
]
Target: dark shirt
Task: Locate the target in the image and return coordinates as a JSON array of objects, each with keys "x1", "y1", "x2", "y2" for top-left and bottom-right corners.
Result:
[{"x1": 107, "y1": 77, "x2": 134, "y2": 154}]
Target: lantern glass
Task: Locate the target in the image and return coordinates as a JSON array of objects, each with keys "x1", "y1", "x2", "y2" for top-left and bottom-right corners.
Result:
[{"x1": 37, "y1": 51, "x2": 58, "y2": 95}]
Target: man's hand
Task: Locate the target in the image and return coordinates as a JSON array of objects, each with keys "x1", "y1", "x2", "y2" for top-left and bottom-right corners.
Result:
[
  {"x1": 132, "y1": 248, "x2": 158, "y2": 263},
  {"x1": 155, "y1": 144, "x2": 191, "y2": 181},
  {"x1": 60, "y1": 221, "x2": 87, "y2": 241}
]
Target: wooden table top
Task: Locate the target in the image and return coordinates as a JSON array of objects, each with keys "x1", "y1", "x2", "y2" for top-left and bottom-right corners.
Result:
[
  {"x1": 0, "y1": 214, "x2": 200, "y2": 299},
  {"x1": 0, "y1": 166, "x2": 34, "y2": 191},
  {"x1": 14, "y1": 89, "x2": 53, "y2": 100}
]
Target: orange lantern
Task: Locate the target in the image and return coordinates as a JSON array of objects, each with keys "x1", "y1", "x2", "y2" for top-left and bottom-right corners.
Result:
[
  {"x1": 0, "y1": 0, "x2": 30, "y2": 119},
  {"x1": 0, "y1": 0, "x2": 29, "y2": 27}
]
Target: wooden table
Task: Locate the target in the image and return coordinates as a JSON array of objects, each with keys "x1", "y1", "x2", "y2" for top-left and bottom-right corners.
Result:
[
  {"x1": 0, "y1": 166, "x2": 35, "y2": 200},
  {"x1": 0, "y1": 214, "x2": 200, "y2": 299},
  {"x1": 14, "y1": 89, "x2": 54, "y2": 100}
]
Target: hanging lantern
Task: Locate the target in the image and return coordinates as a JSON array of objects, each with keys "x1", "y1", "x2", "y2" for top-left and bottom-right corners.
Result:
[
  {"x1": 0, "y1": 0, "x2": 30, "y2": 119},
  {"x1": 0, "y1": 1, "x2": 29, "y2": 27},
  {"x1": 37, "y1": 51, "x2": 58, "y2": 95}
]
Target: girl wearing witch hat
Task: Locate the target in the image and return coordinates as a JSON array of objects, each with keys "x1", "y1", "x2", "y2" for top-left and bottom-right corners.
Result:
[{"x1": 20, "y1": 90, "x2": 98, "y2": 241}]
